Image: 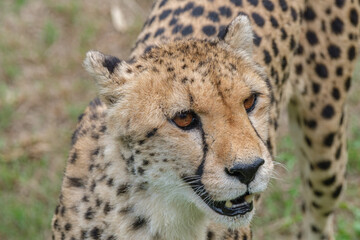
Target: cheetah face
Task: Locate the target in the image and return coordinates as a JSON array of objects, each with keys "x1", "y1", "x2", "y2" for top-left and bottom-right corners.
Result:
[{"x1": 85, "y1": 16, "x2": 273, "y2": 228}]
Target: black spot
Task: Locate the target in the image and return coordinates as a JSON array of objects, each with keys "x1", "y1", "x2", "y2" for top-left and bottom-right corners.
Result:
[
  {"x1": 217, "y1": 25, "x2": 228, "y2": 40},
  {"x1": 106, "y1": 178, "x2": 114, "y2": 187},
  {"x1": 336, "y1": 67, "x2": 343, "y2": 76},
  {"x1": 117, "y1": 183, "x2": 130, "y2": 196},
  {"x1": 230, "y1": 0, "x2": 243, "y2": 6},
  {"x1": 305, "y1": 135, "x2": 312, "y2": 147},
  {"x1": 147, "y1": 16, "x2": 156, "y2": 27},
  {"x1": 208, "y1": 11, "x2": 220, "y2": 22},
  {"x1": 172, "y1": 24, "x2": 183, "y2": 34},
  {"x1": 154, "y1": 28, "x2": 165, "y2": 37},
  {"x1": 304, "y1": 119, "x2": 317, "y2": 129},
  {"x1": 192, "y1": 6, "x2": 204, "y2": 17},
  {"x1": 323, "y1": 132, "x2": 335, "y2": 147},
  {"x1": 67, "y1": 177, "x2": 84, "y2": 188},
  {"x1": 295, "y1": 64, "x2": 303, "y2": 75},
  {"x1": 291, "y1": 7, "x2": 297, "y2": 21},
  {"x1": 90, "y1": 227, "x2": 102, "y2": 240},
  {"x1": 327, "y1": 44, "x2": 341, "y2": 59},
  {"x1": 253, "y1": 32, "x2": 262, "y2": 46},
  {"x1": 103, "y1": 56, "x2": 121, "y2": 74},
  {"x1": 311, "y1": 225, "x2": 320, "y2": 233},
  {"x1": 316, "y1": 160, "x2": 331, "y2": 170},
  {"x1": 306, "y1": 31, "x2": 319, "y2": 45},
  {"x1": 146, "y1": 128, "x2": 158, "y2": 138},
  {"x1": 281, "y1": 28, "x2": 287, "y2": 40},
  {"x1": 181, "y1": 25, "x2": 193, "y2": 36},
  {"x1": 335, "y1": 145, "x2": 342, "y2": 160},
  {"x1": 348, "y1": 46, "x2": 356, "y2": 61},
  {"x1": 350, "y1": 8, "x2": 359, "y2": 26},
  {"x1": 307, "y1": 179, "x2": 313, "y2": 188},
  {"x1": 262, "y1": 0, "x2": 274, "y2": 11},
  {"x1": 70, "y1": 150, "x2": 77, "y2": 164},
  {"x1": 64, "y1": 223, "x2": 72, "y2": 231},
  {"x1": 202, "y1": 25, "x2": 216, "y2": 36},
  {"x1": 85, "y1": 207, "x2": 95, "y2": 220},
  {"x1": 312, "y1": 201, "x2": 321, "y2": 209},
  {"x1": 332, "y1": 184, "x2": 342, "y2": 198},
  {"x1": 207, "y1": 230, "x2": 214, "y2": 239},
  {"x1": 331, "y1": 18, "x2": 344, "y2": 34},
  {"x1": 96, "y1": 198, "x2": 102, "y2": 207},
  {"x1": 322, "y1": 105, "x2": 335, "y2": 119},
  {"x1": 271, "y1": 40, "x2": 279, "y2": 56},
  {"x1": 252, "y1": 12, "x2": 265, "y2": 27},
  {"x1": 137, "y1": 167, "x2": 145, "y2": 175},
  {"x1": 169, "y1": 18, "x2": 177, "y2": 26},
  {"x1": 312, "y1": 82, "x2": 321, "y2": 94},
  {"x1": 345, "y1": 77, "x2": 351, "y2": 91},
  {"x1": 247, "y1": 0, "x2": 258, "y2": 6},
  {"x1": 315, "y1": 64, "x2": 328, "y2": 79},
  {"x1": 332, "y1": 87, "x2": 341, "y2": 100},
  {"x1": 296, "y1": 44, "x2": 304, "y2": 55},
  {"x1": 159, "y1": 9, "x2": 172, "y2": 20},
  {"x1": 279, "y1": 0, "x2": 288, "y2": 11},
  {"x1": 144, "y1": 45, "x2": 155, "y2": 53},
  {"x1": 314, "y1": 190, "x2": 324, "y2": 197},
  {"x1": 159, "y1": 0, "x2": 168, "y2": 8},
  {"x1": 322, "y1": 175, "x2": 336, "y2": 186},
  {"x1": 290, "y1": 35, "x2": 296, "y2": 50},
  {"x1": 92, "y1": 148, "x2": 99, "y2": 156},
  {"x1": 304, "y1": 7, "x2": 316, "y2": 21},
  {"x1": 335, "y1": 0, "x2": 345, "y2": 8},
  {"x1": 132, "y1": 217, "x2": 147, "y2": 230},
  {"x1": 103, "y1": 202, "x2": 113, "y2": 215},
  {"x1": 270, "y1": 16, "x2": 279, "y2": 28},
  {"x1": 281, "y1": 57, "x2": 287, "y2": 70},
  {"x1": 218, "y1": 6, "x2": 232, "y2": 17},
  {"x1": 263, "y1": 50, "x2": 272, "y2": 64},
  {"x1": 183, "y1": 2, "x2": 194, "y2": 11}
]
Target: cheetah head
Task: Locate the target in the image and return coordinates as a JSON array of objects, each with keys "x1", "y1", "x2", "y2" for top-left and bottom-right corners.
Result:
[{"x1": 84, "y1": 15, "x2": 273, "y2": 228}]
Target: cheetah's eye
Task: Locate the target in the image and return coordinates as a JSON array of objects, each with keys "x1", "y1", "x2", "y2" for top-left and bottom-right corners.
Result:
[
  {"x1": 244, "y1": 94, "x2": 257, "y2": 113},
  {"x1": 172, "y1": 111, "x2": 199, "y2": 130}
]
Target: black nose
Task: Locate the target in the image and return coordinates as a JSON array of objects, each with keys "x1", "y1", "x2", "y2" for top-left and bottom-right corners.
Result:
[{"x1": 226, "y1": 158, "x2": 265, "y2": 185}]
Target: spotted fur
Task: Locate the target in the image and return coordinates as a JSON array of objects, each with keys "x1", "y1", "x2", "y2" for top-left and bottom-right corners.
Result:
[{"x1": 52, "y1": 0, "x2": 360, "y2": 239}]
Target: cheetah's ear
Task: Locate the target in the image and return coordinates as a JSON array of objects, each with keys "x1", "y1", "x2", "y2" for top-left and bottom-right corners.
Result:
[
  {"x1": 84, "y1": 51, "x2": 132, "y2": 105},
  {"x1": 219, "y1": 14, "x2": 253, "y2": 56}
]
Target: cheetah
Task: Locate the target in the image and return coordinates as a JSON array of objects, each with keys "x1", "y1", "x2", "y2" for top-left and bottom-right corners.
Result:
[{"x1": 52, "y1": 0, "x2": 360, "y2": 239}]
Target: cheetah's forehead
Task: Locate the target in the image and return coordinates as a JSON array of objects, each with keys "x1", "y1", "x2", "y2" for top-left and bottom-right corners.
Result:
[{"x1": 126, "y1": 40, "x2": 270, "y2": 114}]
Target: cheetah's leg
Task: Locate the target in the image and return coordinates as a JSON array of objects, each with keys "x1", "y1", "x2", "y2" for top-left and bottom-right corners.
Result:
[{"x1": 288, "y1": 1, "x2": 360, "y2": 239}]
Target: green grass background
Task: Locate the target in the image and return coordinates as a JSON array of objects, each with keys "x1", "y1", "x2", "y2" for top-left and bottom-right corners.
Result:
[{"x1": 0, "y1": 0, "x2": 359, "y2": 239}]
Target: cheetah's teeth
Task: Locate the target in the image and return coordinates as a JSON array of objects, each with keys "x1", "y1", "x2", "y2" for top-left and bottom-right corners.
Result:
[
  {"x1": 244, "y1": 194, "x2": 254, "y2": 203},
  {"x1": 225, "y1": 200, "x2": 233, "y2": 208}
]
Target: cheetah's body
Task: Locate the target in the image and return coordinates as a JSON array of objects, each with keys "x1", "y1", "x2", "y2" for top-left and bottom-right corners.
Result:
[{"x1": 52, "y1": 0, "x2": 360, "y2": 239}]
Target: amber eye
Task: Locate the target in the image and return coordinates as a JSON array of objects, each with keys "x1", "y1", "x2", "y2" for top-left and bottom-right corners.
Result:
[
  {"x1": 172, "y1": 111, "x2": 199, "y2": 130},
  {"x1": 244, "y1": 94, "x2": 257, "y2": 113}
]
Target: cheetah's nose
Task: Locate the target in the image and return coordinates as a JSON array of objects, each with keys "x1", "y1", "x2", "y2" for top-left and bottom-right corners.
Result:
[{"x1": 225, "y1": 158, "x2": 265, "y2": 185}]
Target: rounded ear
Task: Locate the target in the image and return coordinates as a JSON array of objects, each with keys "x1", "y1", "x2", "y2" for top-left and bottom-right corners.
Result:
[
  {"x1": 84, "y1": 51, "x2": 132, "y2": 105},
  {"x1": 219, "y1": 15, "x2": 253, "y2": 56}
]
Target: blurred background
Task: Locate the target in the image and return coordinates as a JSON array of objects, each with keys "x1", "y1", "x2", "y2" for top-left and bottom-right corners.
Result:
[{"x1": 0, "y1": 0, "x2": 359, "y2": 239}]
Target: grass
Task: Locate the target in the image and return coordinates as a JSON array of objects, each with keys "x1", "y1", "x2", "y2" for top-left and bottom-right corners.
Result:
[{"x1": 0, "y1": 0, "x2": 358, "y2": 239}]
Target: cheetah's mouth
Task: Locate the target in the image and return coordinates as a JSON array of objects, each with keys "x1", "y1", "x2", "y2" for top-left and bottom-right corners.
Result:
[
  {"x1": 209, "y1": 193, "x2": 254, "y2": 216},
  {"x1": 184, "y1": 178, "x2": 254, "y2": 216}
]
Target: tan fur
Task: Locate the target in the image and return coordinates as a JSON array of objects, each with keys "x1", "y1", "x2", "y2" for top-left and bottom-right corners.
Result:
[{"x1": 52, "y1": 0, "x2": 360, "y2": 239}]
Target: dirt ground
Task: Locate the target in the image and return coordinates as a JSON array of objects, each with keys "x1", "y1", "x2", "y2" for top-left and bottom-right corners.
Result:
[{"x1": 0, "y1": 0, "x2": 359, "y2": 239}]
